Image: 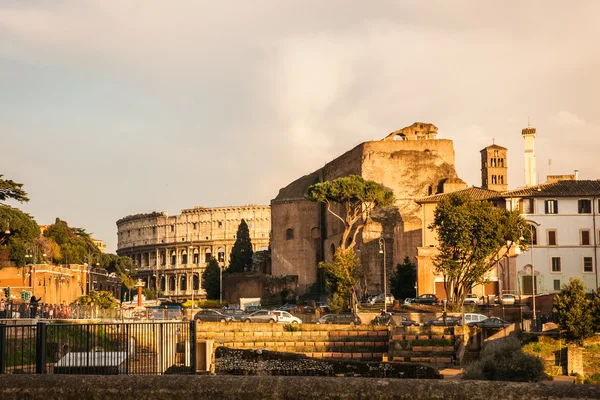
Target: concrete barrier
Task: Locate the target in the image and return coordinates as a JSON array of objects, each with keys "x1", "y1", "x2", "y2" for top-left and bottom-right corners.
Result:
[{"x1": 0, "y1": 375, "x2": 598, "y2": 399}]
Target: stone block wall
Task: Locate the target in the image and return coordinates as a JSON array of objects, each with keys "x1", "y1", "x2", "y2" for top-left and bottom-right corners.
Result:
[{"x1": 195, "y1": 322, "x2": 389, "y2": 361}]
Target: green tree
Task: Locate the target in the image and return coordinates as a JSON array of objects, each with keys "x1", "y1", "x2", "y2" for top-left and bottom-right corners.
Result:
[
  {"x1": 320, "y1": 248, "x2": 359, "y2": 311},
  {"x1": 306, "y1": 175, "x2": 395, "y2": 250},
  {"x1": 0, "y1": 175, "x2": 29, "y2": 204},
  {"x1": 429, "y1": 193, "x2": 530, "y2": 309},
  {"x1": 203, "y1": 257, "x2": 220, "y2": 300},
  {"x1": 101, "y1": 253, "x2": 137, "y2": 291},
  {"x1": 43, "y1": 218, "x2": 100, "y2": 265},
  {"x1": 390, "y1": 256, "x2": 417, "y2": 300},
  {"x1": 0, "y1": 206, "x2": 40, "y2": 263},
  {"x1": 74, "y1": 290, "x2": 119, "y2": 309},
  {"x1": 553, "y1": 278, "x2": 594, "y2": 344},
  {"x1": 228, "y1": 219, "x2": 253, "y2": 273},
  {"x1": 592, "y1": 290, "x2": 600, "y2": 333}
]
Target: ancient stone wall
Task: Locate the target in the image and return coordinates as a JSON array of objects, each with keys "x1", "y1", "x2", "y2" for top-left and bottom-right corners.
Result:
[
  {"x1": 115, "y1": 205, "x2": 270, "y2": 302},
  {"x1": 271, "y1": 126, "x2": 461, "y2": 296}
]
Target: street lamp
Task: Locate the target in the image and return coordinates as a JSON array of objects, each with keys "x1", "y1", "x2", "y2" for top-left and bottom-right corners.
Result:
[
  {"x1": 190, "y1": 245, "x2": 195, "y2": 313},
  {"x1": 378, "y1": 234, "x2": 387, "y2": 313},
  {"x1": 529, "y1": 223, "x2": 537, "y2": 329}
]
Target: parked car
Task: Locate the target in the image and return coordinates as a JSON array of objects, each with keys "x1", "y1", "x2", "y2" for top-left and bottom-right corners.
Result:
[
  {"x1": 221, "y1": 309, "x2": 248, "y2": 321},
  {"x1": 423, "y1": 315, "x2": 460, "y2": 326},
  {"x1": 472, "y1": 317, "x2": 511, "y2": 329},
  {"x1": 497, "y1": 294, "x2": 517, "y2": 305},
  {"x1": 193, "y1": 309, "x2": 233, "y2": 322},
  {"x1": 244, "y1": 305, "x2": 263, "y2": 313},
  {"x1": 369, "y1": 294, "x2": 395, "y2": 305},
  {"x1": 311, "y1": 312, "x2": 361, "y2": 325},
  {"x1": 413, "y1": 294, "x2": 439, "y2": 305},
  {"x1": 370, "y1": 312, "x2": 394, "y2": 326},
  {"x1": 275, "y1": 304, "x2": 298, "y2": 313},
  {"x1": 399, "y1": 315, "x2": 420, "y2": 326},
  {"x1": 149, "y1": 305, "x2": 184, "y2": 320},
  {"x1": 242, "y1": 310, "x2": 278, "y2": 323},
  {"x1": 272, "y1": 310, "x2": 302, "y2": 324},
  {"x1": 463, "y1": 294, "x2": 480, "y2": 305},
  {"x1": 459, "y1": 313, "x2": 488, "y2": 326}
]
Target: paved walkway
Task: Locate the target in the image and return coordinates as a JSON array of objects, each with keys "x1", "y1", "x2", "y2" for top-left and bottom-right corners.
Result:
[{"x1": 439, "y1": 367, "x2": 463, "y2": 380}]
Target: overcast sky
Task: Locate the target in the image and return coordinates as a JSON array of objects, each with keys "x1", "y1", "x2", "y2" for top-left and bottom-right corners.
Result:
[{"x1": 1, "y1": 1, "x2": 599, "y2": 253}]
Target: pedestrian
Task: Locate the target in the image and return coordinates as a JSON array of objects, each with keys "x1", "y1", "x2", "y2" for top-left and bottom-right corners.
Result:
[
  {"x1": 442, "y1": 310, "x2": 447, "y2": 325},
  {"x1": 0, "y1": 299, "x2": 5, "y2": 318},
  {"x1": 30, "y1": 296, "x2": 41, "y2": 318},
  {"x1": 48, "y1": 305, "x2": 54, "y2": 319}
]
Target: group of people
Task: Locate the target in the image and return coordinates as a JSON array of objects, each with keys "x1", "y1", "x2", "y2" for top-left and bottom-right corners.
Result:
[{"x1": 0, "y1": 296, "x2": 74, "y2": 319}]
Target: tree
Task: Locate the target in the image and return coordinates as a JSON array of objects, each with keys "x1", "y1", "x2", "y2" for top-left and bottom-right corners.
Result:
[
  {"x1": 429, "y1": 193, "x2": 530, "y2": 309},
  {"x1": 43, "y1": 218, "x2": 100, "y2": 265},
  {"x1": 74, "y1": 290, "x2": 119, "y2": 309},
  {"x1": 228, "y1": 219, "x2": 253, "y2": 273},
  {"x1": 0, "y1": 175, "x2": 29, "y2": 204},
  {"x1": 0, "y1": 206, "x2": 40, "y2": 263},
  {"x1": 553, "y1": 278, "x2": 594, "y2": 344},
  {"x1": 320, "y1": 248, "x2": 359, "y2": 312},
  {"x1": 592, "y1": 290, "x2": 600, "y2": 333},
  {"x1": 101, "y1": 253, "x2": 137, "y2": 291},
  {"x1": 203, "y1": 257, "x2": 221, "y2": 300},
  {"x1": 390, "y1": 256, "x2": 417, "y2": 300},
  {"x1": 306, "y1": 175, "x2": 395, "y2": 250}
]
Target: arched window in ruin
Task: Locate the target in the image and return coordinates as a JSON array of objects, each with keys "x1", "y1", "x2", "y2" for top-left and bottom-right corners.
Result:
[
  {"x1": 427, "y1": 185, "x2": 433, "y2": 196},
  {"x1": 330, "y1": 243, "x2": 336, "y2": 256},
  {"x1": 168, "y1": 275, "x2": 176, "y2": 291},
  {"x1": 393, "y1": 134, "x2": 407, "y2": 141},
  {"x1": 192, "y1": 274, "x2": 200, "y2": 291},
  {"x1": 192, "y1": 249, "x2": 199, "y2": 264},
  {"x1": 170, "y1": 251, "x2": 176, "y2": 265},
  {"x1": 204, "y1": 248, "x2": 212, "y2": 263},
  {"x1": 159, "y1": 276, "x2": 166, "y2": 291},
  {"x1": 182, "y1": 251, "x2": 188, "y2": 265},
  {"x1": 311, "y1": 227, "x2": 320, "y2": 239},
  {"x1": 180, "y1": 275, "x2": 187, "y2": 291},
  {"x1": 217, "y1": 248, "x2": 225, "y2": 263},
  {"x1": 285, "y1": 228, "x2": 294, "y2": 240},
  {"x1": 160, "y1": 251, "x2": 166, "y2": 265}
]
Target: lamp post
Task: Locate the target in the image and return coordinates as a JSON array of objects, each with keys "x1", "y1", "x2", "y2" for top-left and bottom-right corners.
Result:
[
  {"x1": 529, "y1": 224, "x2": 536, "y2": 329},
  {"x1": 219, "y1": 262, "x2": 223, "y2": 305},
  {"x1": 378, "y1": 234, "x2": 387, "y2": 313}
]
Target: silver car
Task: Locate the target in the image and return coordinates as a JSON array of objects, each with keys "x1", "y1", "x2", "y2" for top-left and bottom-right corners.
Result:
[{"x1": 242, "y1": 310, "x2": 278, "y2": 323}]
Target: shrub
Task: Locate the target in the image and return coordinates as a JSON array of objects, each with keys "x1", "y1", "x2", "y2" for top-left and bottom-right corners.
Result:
[
  {"x1": 283, "y1": 324, "x2": 300, "y2": 332},
  {"x1": 464, "y1": 338, "x2": 546, "y2": 382}
]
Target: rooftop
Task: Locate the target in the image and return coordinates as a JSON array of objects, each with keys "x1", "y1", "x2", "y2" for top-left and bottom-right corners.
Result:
[
  {"x1": 416, "y1": 186, "x2": 502, "y2": 204},
  {"x1": 503, "y1": 180, "x2": 600, "y2": 197}
]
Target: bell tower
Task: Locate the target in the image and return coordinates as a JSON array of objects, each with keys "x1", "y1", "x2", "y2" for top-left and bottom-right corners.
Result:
[
  {"x1": 481, "y1": 144, "x2": 508, "y2": 192},
  {"x1": 522, "y1": 125, "x2": 537, "y2": 187}
]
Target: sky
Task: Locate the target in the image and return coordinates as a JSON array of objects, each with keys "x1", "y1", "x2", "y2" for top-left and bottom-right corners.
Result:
[{"x1": 1, "y1": 1, "x2": 599, "y2": 253}]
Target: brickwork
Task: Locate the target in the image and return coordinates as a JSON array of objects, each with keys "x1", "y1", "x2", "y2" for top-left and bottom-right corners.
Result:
[
  {"x1": 271, "y1": 123, "x2": 462, "y2": 295},
  {"x1": 195, "y1": 322, "x2": 389, "y2": 360}
]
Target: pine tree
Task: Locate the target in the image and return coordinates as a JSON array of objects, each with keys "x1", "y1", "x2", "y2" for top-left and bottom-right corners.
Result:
[
  {"x1": 552, "y1": 278, "x2": 593, "y2": 344},
  {"x1": 202, "y1": 258, "x2": 220, "y2": 300},
  {"x1": 390, "y1": 256, "x2": 417, "y2": 300},
  {"x1": 227, "y1": 219, "x2": 253, "y2": 273}
]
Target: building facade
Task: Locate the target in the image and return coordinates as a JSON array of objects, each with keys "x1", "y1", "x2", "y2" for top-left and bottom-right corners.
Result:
[
  {"x1": 481, "y1": 144, "x2": 508, "y2": 192},
  {"x1": 271, "y1": 122, "x2": 464, "y2": 297},
  {"x1": 116, "y1": 205, "x2": 271, "y2": 302},
  {"x1": 505, "y1": 179, "x2": 600, "y2": 294}
]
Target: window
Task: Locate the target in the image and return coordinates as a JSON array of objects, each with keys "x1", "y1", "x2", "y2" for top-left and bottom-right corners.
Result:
[
  {"x1": 553, "y1": 279, "x2": 561, "y2": 291},
  {"x1": 170, "y1": 224, "x2": 175, "y2": 232},
  {"x1": 217, "y1": 248, "x2": 225, "y2": 263},
  {"x1": 529, "y1": 225, "x2": 537, "y2": 245},
  {"x1": 548, "y1": 230, "x2": 557, "y2": 246},
  {"x1": 193, "y1": 223, "x2": 197, "y2": 230},
  {"x1": 545, "y1": 200, "x2": 558, "y2": 214},
  {"x1": 171, "y1": 251, "x2": 176, "y2": 265},
  {"x1": 581, "y1": 230, "x2": 591, "y2": 246},
  {"x1": 285, "y1": 228, "x2": 294, "y2": 240},
  {"x1": 218, "y1": 221, "x2": 223, "y2": 229},
  {"x1": 182, "y1": 252, "x2": 188, "y2": 264},
  {"x1": 578, "y1": 199, "x2": 592, "y2": 214},
  {"x1": 492, "y1": 175, "x2": 497, "y2": 184},
  {"x1": 494, "y1": 150, "x2": 499, "y2": 157},
  {"x1": 584, "y1": 257, "x2": 594, "y2": 272},
  {"x1": 330, "y1": 243, "x2": 336, "y2": 256},
  {"x1": 551, "y1": 257, "x2": 561, "y2": 272},
  {"x1": 204, "y1": 249, "x2": 212, "y2": 263},
  {"x1": 519, "y1": 198, "x2": 535, "y2": 214}
]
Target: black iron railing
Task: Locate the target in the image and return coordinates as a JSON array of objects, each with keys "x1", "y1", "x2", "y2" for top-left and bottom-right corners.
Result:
[{"x1": 0, "y1": 321, "x2": 195, "y2": 375}]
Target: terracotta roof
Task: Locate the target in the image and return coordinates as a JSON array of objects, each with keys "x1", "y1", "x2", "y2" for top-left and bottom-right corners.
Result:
[
  {"x1": 481, "y1": 144, "x2": 507, "y2": 150},
  {"x1": 502, "y1": 180, "x2": 600, "y2": 197},
  {"x1": 416, "y1": 187, "x2": 502, "y2": 203}
]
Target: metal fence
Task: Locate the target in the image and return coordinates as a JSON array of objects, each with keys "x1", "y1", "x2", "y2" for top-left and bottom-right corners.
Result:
[{"x1": 0, "y1": 321, "x2": 195, "y2": 375}]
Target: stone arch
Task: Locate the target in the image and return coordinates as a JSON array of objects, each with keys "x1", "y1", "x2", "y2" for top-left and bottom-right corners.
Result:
[
  {"x1": 168, "y1": 275, "x2": 176, "y2": 291},
  {"x1": 393, "y1": 134, "x2": 407, "y2": 141},
  {"x1": 311, "y1": 227, "x2": 320, "y2": 239},
  {"x1": 204, "y1": 248, "x2": 212, "y2": 263},
  {"x1": 170, "y1": 250, "x2": 176, "y2": 265},
  {"x1": 180, "y1": 275, "x2": 187, "y2": 291},
  {"x1": 217, "y1": 247, "x2": 225, "y2": 263},
  {"x1": 286, "y1": 228, "x2": 294, "y2": 240},
  {"x1": 181, "y1": 250, "x2": 188, "y2": 265},
  {"x1": 159, "y1": 276, "x2": 166, "y2": 291},
  {"x1": 330, "y1": 243, "x2": 335, "y2": 256},
  {"x1": 192, "y1": 274, "x2": 200, "y2": 290}
]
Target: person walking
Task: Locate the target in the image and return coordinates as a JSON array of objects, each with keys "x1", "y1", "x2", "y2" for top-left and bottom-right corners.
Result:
[{"x1": 30, "y1": 296, "x2": 41, "y2": 318}]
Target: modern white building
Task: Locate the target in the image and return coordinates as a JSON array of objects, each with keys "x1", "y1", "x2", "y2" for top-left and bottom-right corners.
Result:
[{"x1": 504, "y1": 179, "x2": 600, "y2": 294}]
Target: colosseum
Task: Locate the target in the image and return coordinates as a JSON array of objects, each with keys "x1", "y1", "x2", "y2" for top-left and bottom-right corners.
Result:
[{"x1": 116, "y1": 205, "x2": 271, "y2": 301}]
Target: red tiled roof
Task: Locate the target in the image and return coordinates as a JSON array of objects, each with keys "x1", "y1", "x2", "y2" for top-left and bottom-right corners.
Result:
[
  {"x1": 502, "y1": 180, "x2": 600, "y2": 197},
  {"x1": 416, "y1": 187, "x2": 502, "y2": 203}
]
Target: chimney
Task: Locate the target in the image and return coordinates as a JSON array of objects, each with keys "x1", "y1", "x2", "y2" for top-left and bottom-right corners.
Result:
[{"x1": 574, "y1": 169, "x2": 579, "y2": 180}]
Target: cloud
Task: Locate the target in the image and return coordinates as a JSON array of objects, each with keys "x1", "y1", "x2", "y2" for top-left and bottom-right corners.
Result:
[{"x1": 552, "y1": 111, "x2": 586, "y2": 126}]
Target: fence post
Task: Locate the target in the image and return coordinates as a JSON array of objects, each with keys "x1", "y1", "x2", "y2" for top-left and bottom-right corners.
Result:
[
  {"x1": 35, "y1": 321, "x2": 47, "y2": 374},
  {"x1": 190, "y1": 320, "x2": 196, "y2": 374},
  {"x1": 0, "y1": 322, "x2": 6, "y2": 374}
]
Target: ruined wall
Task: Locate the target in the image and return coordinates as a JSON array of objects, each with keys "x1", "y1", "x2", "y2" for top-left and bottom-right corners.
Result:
[{"x1": 271, "y1": 131, "x2": 461, "y2": 296}]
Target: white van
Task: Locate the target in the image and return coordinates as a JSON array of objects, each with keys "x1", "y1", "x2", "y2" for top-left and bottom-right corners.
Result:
[{"x1": 461, "y1": 313, "x2": 488, "y2": 326}]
